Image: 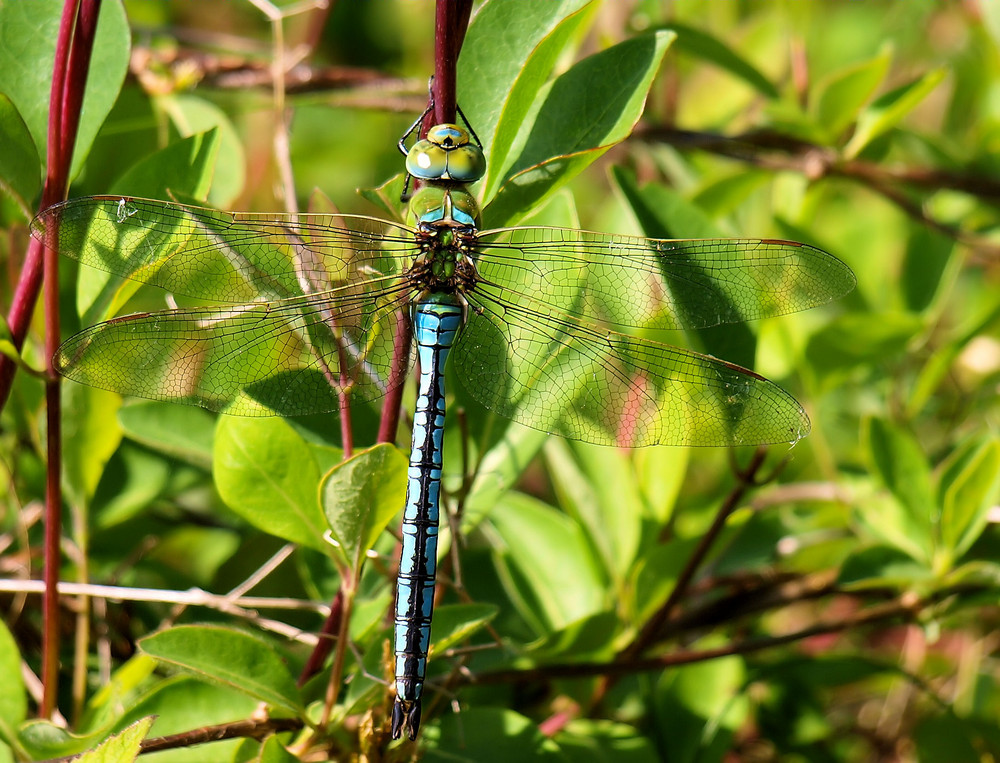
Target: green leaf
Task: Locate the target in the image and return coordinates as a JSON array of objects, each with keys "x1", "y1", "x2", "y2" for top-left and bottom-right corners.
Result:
[
  {"x1": 91, "y1": 443, "x2": 171, "y2": 528},
  {"x1": 427, "y1": 603, "x2": 499, "y2": 655},
  {"x1": 0, "y1": 339, "x2": 23, "y2": 367},
  {"x1": 118, "y1": 400, "x2": 215, "y2": 470},
  {"x1": 421, "y1": 708, "x2": 563, "y2": 760},
  {"x1": 486, "y1": 31, "x2": 674, "y2": 226},
  {"x1": 614, "y1": 165, "x2": 721, "y2": 239},
  {"x1": 214, "y1": 416, "x2": 328, "y2": 551},
  {"x1": 139, "y1": 625, "x2": 302, "y2": 714},
  {"x1": 545, "y1": 439, "x2": 642, "y2": 585},
  {"x1": 854, "y1": 490, "x2": 934, "y2": 566},
  {"x1": 459, "y1": 420, "x2": 551, "y2": 532},
  {"x1": 913, "y1": 714, "x2": 982, "y2": 763},
  {"x1": 17, "y1": 721, "x2": 107, "y2": 761},
  {"x1": 458, "y1": 0, "x2": 597, "y2": 201},
  {"x1": 149, "y1": 526, "x2": 240, "y2": 586},
  {"x1": 527, "y1": 610, "x2": 618, "y2": 661},
  {"x1": 0, "y1": 0, "x2": 131, "y2": 180},
  {"x1": 908, "y1": 301, "x2": 1000, "y2": 418},
  {"x1": 555, "y1": 719, "x2": 660, "y2": 762},
  {"x1": 655, "y1": 649, "x2": 748, "y2": 762},
  {"x1": 0, "y1": 620, "x2": 26, "y2": 750},
  {"x1": 160, "y1": 94, "x2": 245, "y2": 207},
  {"x1": 901, "y1": 227, "x2": 953, "y2": 313},
  {"x1": 667, "y1": 22, "x2": 779, "y2": 98},
  {"x1": 845, "y1": 68, "x2": 946, "y2": 157},
  {"x1": 813, "y1": 47, "x2": 892, "y2": 141},
  {"x1": 634, "y1": 446, "x2": 687, "y2": 526},
  {"x1": 320, "y1": 443, "x2": 406, "y2": 572},
  {"x1": 110, "y1": 675, "x2": 260, "y2": 757},
  {"x1": 356, "y1": 173, "x2": 407, "y2": 223},
  {"x1": 838, "y1": 544, "x2": 934, "y2": 588},
  {"x1": 984, "y1": 0, "x2": 1000, "y2": 49},
  {"x1": 78, "y1": 655, "x2": 156, "y2": 734},
  {"x1": 258, "y1": 735, "x2": 299, "y2": 763},
  {"x1": 76, "y1": 717, "x2": 153, "y2": 763},
  {"x1": 938, "y1": 438, "x2": 1000, "y2": 562},
  {"x1": 633, "y1": 536, "x2": 718, "y2": 625},
  {"x1": 863, "y1": 418, "x2": 935, "y2": 563},
  {"x1": 762, "y1": 100, "x2": 826, "y2": 144},
  {"x1": 110, "y1": 129, "x2": 220, "y2": 202},
  {"x1": 691, "y1": 169, "x2": 771, "y2": 217},
  {"x1": 61, "y1": 383, "x2": 122, "y2": 507},
  {"x1": 0, "y1": 92, "x2": 39, "y2": 214},
  {"x1": 806, "y1": 312, "x2": 922, "y2": 374},
  {"x1": 487, "y1": 492, "x2": 605, "y2": 633}
]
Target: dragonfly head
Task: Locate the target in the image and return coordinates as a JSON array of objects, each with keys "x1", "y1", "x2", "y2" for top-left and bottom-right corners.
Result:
[{"x1": 405, "y1": 123, "x2": 486, "y2": 184}]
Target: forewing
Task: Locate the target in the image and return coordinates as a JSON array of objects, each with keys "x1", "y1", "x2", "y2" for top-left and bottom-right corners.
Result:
[
  {"x1": 474, "y1": 226, "x2": 855, "y2": 332},
  {"x1": 31, "y1": 196, "x2": 417, "y2": 304}
]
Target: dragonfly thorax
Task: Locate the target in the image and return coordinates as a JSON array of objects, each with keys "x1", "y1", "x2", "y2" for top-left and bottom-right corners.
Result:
[
  {"x1": 407, "y1": 185, "x2": 481, "y2": 229},
  {"x1": 410, "y1": 221, "x2": 479, "y2": 294}
]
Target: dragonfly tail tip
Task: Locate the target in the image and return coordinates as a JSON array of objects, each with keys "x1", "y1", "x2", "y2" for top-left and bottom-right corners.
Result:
[{"x1": 391, "y1": 697, "x2": 421, "y2": 740}]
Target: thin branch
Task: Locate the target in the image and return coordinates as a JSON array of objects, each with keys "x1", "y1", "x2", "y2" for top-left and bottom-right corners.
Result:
[
  {"x1": 138, "y1": 717, "x2": 304, "y2": 757},
  {"x1": 468, "y1": 592, "x2": 926, "y2": 688},
  {"x1": 130, "y1": 43, "x2": 418, "y2": 97},
  {"x1": 297, "y1": 589, "x2": 343, "y2": 687},
  {"x1": 637, "y1": 126, "x2": 1000, "y2": 260},
  {"x1": 638, "y1": 127, "x2": 1000, "y2": 198},
  {"x1": 0, "y1": 578, "x2": 328, "y2": 613},
  {"x1": 619, "y1": 447, "x2": 769, "y2": 662},
  {"x1": 376, "y1": 309, "x2": 411, "y2": 444},
  {"x1": 44, "y1": 717, "x2": 306, "y2": 761}
]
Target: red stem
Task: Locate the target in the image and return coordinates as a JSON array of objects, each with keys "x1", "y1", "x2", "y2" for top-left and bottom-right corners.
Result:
[
  {"x1": 297, "y1": 589, "x2": 344, "y2": 687},
  {"x1": 431, "y1": 0, "x2": 471, "y2": 125},
  {"x1": 38, "y1": 0, "x2": 103, "y2": 719},
  {"x1": 376, "y1": 310, "x2": 412, "y2": 445}
]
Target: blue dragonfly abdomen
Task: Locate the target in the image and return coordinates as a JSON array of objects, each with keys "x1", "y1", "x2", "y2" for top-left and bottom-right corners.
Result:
[{"x1": 392, "y1": 292, "x2": 463, "y2": 739}]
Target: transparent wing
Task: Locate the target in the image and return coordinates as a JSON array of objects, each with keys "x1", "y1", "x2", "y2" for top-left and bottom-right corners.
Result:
[
  {"x1": 31, "y1": 196, "x2": 418, "y2": 304},
  {"x1": 55, "y1": 281, "x2": 412, "y2": 417},
  {"x1": 474, "y1": 226, "x2": 855, "y2": 332},
  {"x1": 457, "y1": 290, "x2": 808, "y2": 447}
]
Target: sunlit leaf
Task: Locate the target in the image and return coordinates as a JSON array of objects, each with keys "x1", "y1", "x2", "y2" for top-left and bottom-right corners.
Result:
[
  {"x1": 214, "y1": 416, "x2": 328, "y2": 551},
  {"x1": 139, "y1": 626, "x2": 302, "y2": 714},
  {"x1": 76, "y1": 717, "x2": 153, "y2": 763},
  {"x1": 321, "y1": 443, "x2": 406, "y2": 572},
  {"x1": 938, "y1": 437, "x2": 1000, "y2": 563},
  {"x1": 845, "y1": 68, "x2": 946, "y2": 157},
  {"x1": 0, "y1": 92, "x2": 39, "y2": 213}
]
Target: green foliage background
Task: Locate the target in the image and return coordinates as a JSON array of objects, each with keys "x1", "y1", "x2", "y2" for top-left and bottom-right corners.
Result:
[{"x1": 1, "y1": 0, "x2": 999, "y2": 760}]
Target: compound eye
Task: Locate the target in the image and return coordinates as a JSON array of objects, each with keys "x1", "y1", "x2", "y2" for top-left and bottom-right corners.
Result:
[
  {"x1": 444, "y1": 144, "x2": 486, "y2": 183},
  {"x1": 406, "y1": 139, "x2": 448, "y2": 180}
]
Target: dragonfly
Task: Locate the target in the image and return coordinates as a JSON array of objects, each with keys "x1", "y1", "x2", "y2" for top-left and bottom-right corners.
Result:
[{"x1": 32, "y1": 119, "x2": 855, "y2": 740}]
